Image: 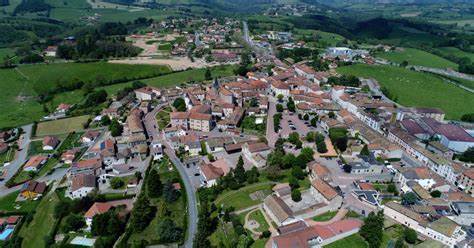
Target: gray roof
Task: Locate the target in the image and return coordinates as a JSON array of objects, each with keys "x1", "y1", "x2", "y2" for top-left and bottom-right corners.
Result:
[
  {"x1": 451, "y1": 201, "x2": 474, "y2": 215},
  {"x1": 353, "y1": 190, "x2": 379, "y2": 206}
]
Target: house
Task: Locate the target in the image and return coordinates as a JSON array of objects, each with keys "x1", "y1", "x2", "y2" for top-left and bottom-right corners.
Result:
[
  {"x1": 42, "y1": 136, "x2": 60, "y2": 151},
  {"x1": 420, "y1": 118, "x2": 474, "y2": 153},
  {"x1": 294, "y1": 64, "x2": 316, "y2": 82},
  {"x1": 459, "y1": 168, "x2": 474, "y2": 196},
  {"x1": 55, "y1": 103, "x2": 71, "y2": 114},
  {"x1": 81, "y1": 130, "x2": 100, "y2": 144},
  {"x1": 271, "y1": 219, "x2": 362, "y2": 248},
  {"x1": 134, "y1": 87, "x2": 160, "y2": 101},
  {"x1": 310, "y1": 179, "x2": 342, "y2": 206},
  {"x1": 189, "y1": 112, "x2": 212, "y2": 132},
  {"x1": 383, "y1": 202, "x2": 466, "y2": 247},
  {"x1": 20, "y1": 180, "x2": 46, "y2": 200},
  {"x1": 0, "y1": 131, "x2": 11, "y2": 142},
  {"x1": 23, "y1": 155, "x2": 48, "y2": 172},
  {"x1": 70, "y1": 158, "x2": 102, "y2": 175},
  {"x1": 270, "y1": 80, "x2": 290, "y2": 98},
  {"x1": 61, "y1": 148, "x2": 81, "y2": 164},
  {"x1": 170, "y1": 112, "x2": 189, "y2": 129},
  {"x1": 273, "y1": 183, "x2": 292, "y2": 198},
  {"x1": 242, "y1": 142, "x2": 271, "y2": 168},
  {"x1": 396, "y1": 167, "x2": 436, "y2": 193},
  {"x1": 307, "y1": 162, "x2": 330, "y2": 181},
  {"x1": 127, "y1": 109, "x2": 144, "y2": 134},
  {"x1": 352, "y1": 190, "x2": 379, "y2": 206},
  {"x1": 199, "y1": 159, "x2": 230, "y2": 187},
  {"x1": 68, "y1": 174, "x2": 97, "y2": 199},
  {"x1": 84, "y1": 199, "x2": 133, "y2": 228},
  {"x1": 44, "y1": 46, "x2": 57, "y2": 57},
  {"x1": 263, "y1": 195, "x2": 297, "y2": 226},
  {"x1": 150, "y1": 142, "x2": 163, "y2": 161},
  {"x1": 450, "y1": 201, "x2": 474, "y2": 226}
]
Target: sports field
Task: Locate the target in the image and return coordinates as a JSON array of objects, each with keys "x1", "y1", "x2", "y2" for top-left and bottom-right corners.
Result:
[
  {"x1": 35, "y1": 115, "x2": 90, "y2": 137},
  {"x1": 375, "y1": 48, "x2": 458, "y2": 69},
  {"x1": 337, "y1": 64, "x2": 474, "y2": 120}
]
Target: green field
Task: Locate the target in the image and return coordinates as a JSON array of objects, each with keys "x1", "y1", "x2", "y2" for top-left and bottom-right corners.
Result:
[
  {"x1": 0, "y1": 63, "x2": 170, "y2": 128},
  {"x1": 376, "y1": 48, "x2": 458, "y2": 69},
  {"x1": 156, "y1": 107, "x2": 171, "y2": 130},
  {"x1": 337, "y1": 64, "x2": 474, "y2": 120},
  {"x1": 0, "y1": 147, "x2": 15, "y2": 164},
  {"x1": 435, "y1": 47, "x2": 474, "y2": 62},
  {"x1": 20, "y1": 193, "x2": 60, "y2": 248},
  {"x1": 248, "y1": 210, "x2": 269, "y2": 233},
  {"x1": 294, "y1": 29, "x2": 347, "y2": 47},
  {"x1": 35, "y1": 115, "x2": 90, "y2": 137},
  {"x1": 214, "y1": 183, "x2": 274, "y2": 210},
  {"x1": 323, "y1": 234, "x2": 367, "y2": 248}
]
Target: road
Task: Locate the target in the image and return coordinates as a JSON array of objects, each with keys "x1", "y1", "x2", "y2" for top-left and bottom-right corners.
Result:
[
  {"x1": 0, "y1": 124, "x2": 33, "y2": 194},
  {"x1": 266, "y1": 100, "x2": 277, "y2": 148},
  {"x1": 144, "y1": 104, "x2": 198, "y2": 248}
]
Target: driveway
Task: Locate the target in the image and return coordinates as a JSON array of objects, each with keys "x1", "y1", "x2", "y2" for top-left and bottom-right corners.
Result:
[{"x1": 0, "y1": 124, "x2": 33, "y2": 193}]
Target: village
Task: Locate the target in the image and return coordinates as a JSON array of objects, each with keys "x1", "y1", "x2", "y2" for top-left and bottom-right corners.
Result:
[{"x1": 0, "y1": 16, "x2": 473, "y2": 248}]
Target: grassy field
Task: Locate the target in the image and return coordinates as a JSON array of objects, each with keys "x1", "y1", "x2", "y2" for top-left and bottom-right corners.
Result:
[
  {"x1": 28, "y1": 140, "x2": 54, "y2": 156},
  {"x1": 0, "y1": 62, "x2": 170, "y2": 129},
  {"x1": 375, "y1": 48, "x2": 458, "y2": 69},
  {"x1": 0, "y1": 191, "x2": 39, "y2": 213},
  {"x1": 35, "y1": 115, "x2": 90, "y2": 137},
  {"x1": 337, "y1": 64, "x2": 474, "y2": 120},
  {"x1": 248, "y1": 210, "x2": 270, "y2": 233},
  {"x1": 324, "y1": 234, "x2": 367, "y2": 248},
  {"x1": 214, "y1": 183, "x2": 274, "y2": 210},
  {"x1": 0, "y1": 147, "x2": 15, "y2": 164},
  {"x1": 435, "y1": 47, "x2": 474, "y2": 62},
  {"x1": 294, "y1": 29, "x2": 347, "y2": 47},
  {"x1": 312, "y1": 211, "x2": 338, "y2": 222},
  {"x1": 20, "y1": 192, "x2": 60, "y2": 248}
]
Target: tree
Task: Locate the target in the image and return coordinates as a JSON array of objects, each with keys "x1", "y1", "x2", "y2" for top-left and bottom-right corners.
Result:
[
  {"x1": 291, "y1": 188, "x2": 302, "y2": 202},
  {"x1": 400, "y1": 60, "x2": 409, "y2": 67},
  {"x1": 288, "y1": 132, "x2": 300, "y2": 145},
  {"x1": 430, "y1": 190, "x2": 441, "y2": 198},
  {"x1": 277, "y1": 94, "x2": 284, "y2": 102},
  {"x1": 62, "y1": 213, "x2": 85, "y2": 232},
  {"x1": 204, "y1": 68, "x2": 212, "y2": 80},
  {"x1": 328, "y1": 111, "x2": 336, "y2": 119},
  {"x1": 395, "y1": 237, "x2": 407, "y2": 248},
  {"x1": 461, "y1": 113, "x2": 474, "y2": 123},
  {"x1": 317, "y1": 141, "x2": 328, "y2": 153},
  {"x1": 172, "y1": 98, "x2": 186, "y2": 112},
  {"x1": 261, "y1": 230, "x2": 271, "y2": 238},
  {"x1": 287, "y1": 97, "x2": 295, "y2": 112},
  {"x1": 404, "y1": 228, "x2": 417, "y2": 244},
  {"x1": 157, "y1": 218, "x2": 184, "y2": 243},
  {"x1": 310, "y1": 117, "x2": 317, "y2": 127},
  {"x1": 245, "y1": 167, "x2": 259, "y2": 184},
  {"x1": 163, "y1": 181, "x2": 180, "y2": 203},
  {"x1": 402, "y1": 192, "x2": 417, "y2": 205},
  {"x1": 360, "y1": 144, "x2": 370, "y2": 157},
  {"x1": 109, "y1": 177, "x2": 124, "y2": 189},
  {"x1": 387, "y1": 183, "x2": 398, "y2": 196},
  {"x1": 360, "y1": 211, "x2": 384, "y2": 248},
  {"x1": 109, "y1": 118, "x2": 123, "y2": 137},
  {"x1": 234, "y1": 156, "x2": 246, "y2": 184},
  {"x1": 329, "y1": 128, "x2": 348, "y2": 152},
  {"x1": 291, "y1": 166, "x2": 305, "y2": 180},
  {"x1": 276, "y1": 103, "x2": 284, "y2": 113},
  {"x1": 282, "y1": 153, "x2": 296, "y2": 169},
  {"x1": 100, "y1": 115, "x2": 111, "y2": 126},
  {"x1": 129, "y1": 195, "x2": 156, "y2": 232},
  {"x1": 303, "y1": 114, "x2": 309, "y2": 120},
  {"x1": 342, "y1": 164, "x2": 352, "y2": 173},
  {"x1": 147, "y1": 169, "x2": 163, "y2": 198},
  {"x1": 306, "y1": 131, "x2": 316, "y2": 142},
  {"x1": 299, "y1": 147, "x2": 314, "y2": 164},
  {"x1": 288, "y1": 176, "x2": 299, "y2": 189},
  {"x1": 459, "y1": 147, "x2": 474, "y2": 163}
]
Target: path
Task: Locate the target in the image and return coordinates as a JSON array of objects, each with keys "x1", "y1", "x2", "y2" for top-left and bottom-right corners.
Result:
[{"x1": 304, "y1": 208, "x2": 348, "y2": 226}]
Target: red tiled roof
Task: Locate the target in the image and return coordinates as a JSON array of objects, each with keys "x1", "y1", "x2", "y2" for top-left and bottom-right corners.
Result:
[
  {"x1": 311, "y1": 179, "x2": 338, "y2": 201},
  {"x1": 24, "y1": 155, "x2": 47, "y2": 169},
  {"x1": 170, "y1": 112, "x2": 189, "y2": 119},
  {"x1": 189, "y1": 112, "x2": 212, "y2": 121},
  {"x1": 42, "y1": 136, "x2": 59, "y2": 147}
]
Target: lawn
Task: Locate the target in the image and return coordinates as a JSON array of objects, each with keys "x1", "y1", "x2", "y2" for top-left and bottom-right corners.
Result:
[
  {"x1": 158, "y1": 43, "x2": 172, "y2": 51},
  {"x1": 248, "y1": 209, "x2": 270, "y2": 233},
  {"x1": 35, "y1": 115, "x2": 90, "y2": 137},
  {"x1": 214, "y1": 183, "x2": 274, "y2": 210},
  {"x1": 0, "y1": 147, "x2": 15, "y2": 164},
  {"x1": 375, "y1": 48, "x2": 458, "y2": 69},
  {"x1": 337, "y1": 64, "x2": 474, "y2": 120},
  {"x1": 28, "y1": 140, "x2": 54, "y2": 156},
  {"x1": 251, "y1": 238, "x2": 269, "y2": 248},
  {"x1": 56, "y1": 132, "x2": 84, "y2": 154},
  {"x1": 323, "y1": 234, "x2": 368, "y2": 248},
  {"x1": 20, "y1": 192, "x2": 60, "y2": 248},
  {"x1": 312, "y1": 211, "x2": 338, "y2": 222},
  {"x1": 156, "y1": 106, "x2": 171, "y2": 130},
  {"x1": 0, "y1": 191, "x2": 39, "y2": 213},
  {"x1": 0, "y1": 63, "x2": 170, "y2": 129}
]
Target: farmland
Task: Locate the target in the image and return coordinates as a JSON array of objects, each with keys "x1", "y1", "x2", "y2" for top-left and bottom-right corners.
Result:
[
  {"x1": 435, "y1": 47, "x2": 474, "y2": 62},
  {"x1": 337, "y1": 64, "x2": 474, "y2": 120},
  {"x1": 0, "y1": 62, "x2": 170, "y2": 128},
  {"x1": 35, "y1": 115, "x2": 90, "y2": 137},
  {"x1": 375, "y1": 48, "x2": 458, "y2": 69}
]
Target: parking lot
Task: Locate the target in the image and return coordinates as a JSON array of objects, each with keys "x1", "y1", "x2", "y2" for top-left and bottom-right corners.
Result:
[{"x1": 279, "y1": 112, "x2": 314, "y2": 138}]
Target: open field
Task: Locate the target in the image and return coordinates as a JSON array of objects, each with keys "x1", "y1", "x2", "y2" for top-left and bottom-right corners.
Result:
[
  {"x1": 248, "y1": 209, "x2": 270, "y2": 233},
  {"x1": 337, "y1": 64, "x2": 474, "y2": 120},
  {"x1": 35, "y1": 115, "x2": 90, "y2": 137},
  {"x1": 294, "y1": 29, "x2": 347, "y2": 47},
  {"x1": 0, "y1": 62, "x2": 170, "y2": 128},
  {"x1": 20, "y1": 193, "x2": 60, "y2": 248},
  {"x1": 435, "y1": 47, "x2": 474, "y2": 62},
  {"x1": 214, "y1": 183, "x2": 274, "y2": 210},
  {"x1": 375, "y1": 48, "x2": 458, "y2": 69}
]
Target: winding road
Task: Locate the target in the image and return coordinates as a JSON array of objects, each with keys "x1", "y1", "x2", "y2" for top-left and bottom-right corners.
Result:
[{"x1": 143, "y1": 104, "x2": 198, "y2": 248}]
